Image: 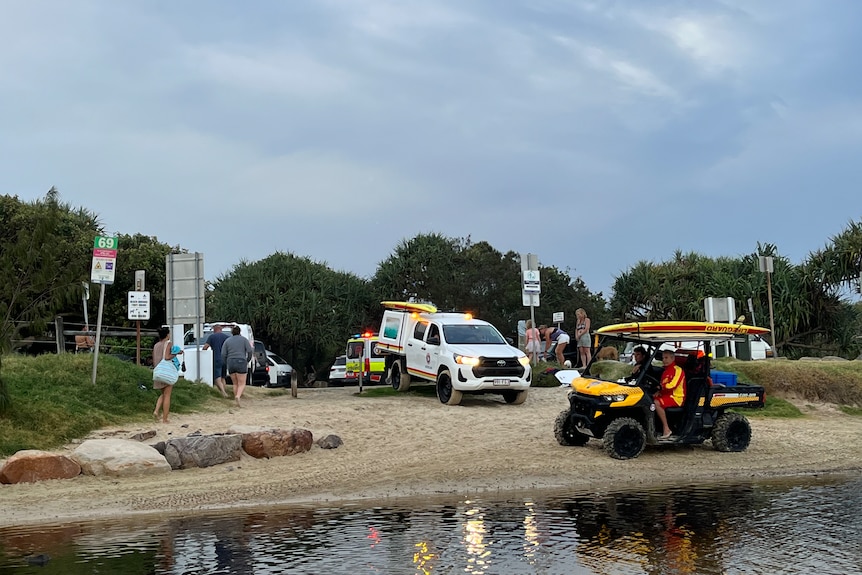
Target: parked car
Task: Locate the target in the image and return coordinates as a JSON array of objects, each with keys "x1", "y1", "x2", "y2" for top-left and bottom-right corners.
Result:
[
  {"x1": 328, "y1": 355, "x2": 349, "y2": 385},
  {"x1": 265, "y1": 351, "x2": 293, "y2": 388}
]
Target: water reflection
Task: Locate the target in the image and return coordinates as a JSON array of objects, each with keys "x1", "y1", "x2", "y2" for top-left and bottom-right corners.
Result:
[{"x1": 1, "y1": 475, "x2": 859, "y2": 574}]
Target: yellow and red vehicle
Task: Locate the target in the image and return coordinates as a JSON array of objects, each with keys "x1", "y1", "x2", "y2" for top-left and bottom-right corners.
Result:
[
  {"x1": 345, "y1": 332, "x2": 386, "y2": 385},
  {"x1": 554, "y1": 321, "x2": 768, "y2": 459}
]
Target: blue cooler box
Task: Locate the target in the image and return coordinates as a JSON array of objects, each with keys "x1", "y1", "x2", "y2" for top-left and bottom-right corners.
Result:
[{"x1": 710, "y1": 370, "x2": 737, "y2": 386}]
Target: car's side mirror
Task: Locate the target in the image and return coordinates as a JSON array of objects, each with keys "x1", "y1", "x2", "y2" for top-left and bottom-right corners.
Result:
[
  {"x1": 505, "y1": 336, "x2": 515, "y2": 346},
  {"x1": 427, "y1": 336, "x2": 440, "y2": 346}
]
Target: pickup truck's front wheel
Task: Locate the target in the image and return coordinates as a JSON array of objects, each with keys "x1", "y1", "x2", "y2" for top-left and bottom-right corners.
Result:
[
  {"x1": 389, "y1": 360, "x2": 411, "y2": 392},
  {"x1": 502, "y1": 389, "x2": 528, "y2": 405},
  {"x1": 436, "y1": 370, "x2": 462, "y2": 405}
]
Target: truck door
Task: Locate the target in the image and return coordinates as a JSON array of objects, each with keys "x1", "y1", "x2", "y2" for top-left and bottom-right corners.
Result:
[
  {"x1": 406, "y1": 320, "x2": 432, "y2": 379},
  {"x1": 424, "y1": 323, "x2": 442, "y2": 376}
]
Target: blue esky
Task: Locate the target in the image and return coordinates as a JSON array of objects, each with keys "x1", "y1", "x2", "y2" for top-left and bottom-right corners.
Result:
[{"x1": 2, "y1": 0, "x2": 860, "y2": 298}]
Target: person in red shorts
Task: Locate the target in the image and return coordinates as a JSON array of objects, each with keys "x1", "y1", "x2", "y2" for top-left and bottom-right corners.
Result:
[{"x1": 655, "y1": 349, "x2": 686, "y2": 440}]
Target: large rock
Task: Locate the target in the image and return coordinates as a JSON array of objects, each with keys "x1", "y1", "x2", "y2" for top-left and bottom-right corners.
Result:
[
  {"x1": 0, "y1": 450, "x2": 82, "y2": 484},
  {"x1": 163, "y1": 434, "x2": 242, "y2": 470},
  {"x1": 72, "y1": 439, "x2": 171, "y2": 477},
  {"x1": 242, "y1": 428, "x2": 313, "y2": 459}
]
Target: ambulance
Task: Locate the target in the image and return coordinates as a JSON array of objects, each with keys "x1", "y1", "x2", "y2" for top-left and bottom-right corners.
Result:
[{"x1": 345, "y1": 332, "x2": 386, "y2": 385}]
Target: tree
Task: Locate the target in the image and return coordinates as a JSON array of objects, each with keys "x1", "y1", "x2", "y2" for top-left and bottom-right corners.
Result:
[
  {"x1": 372, "y1": 233, "x2": 609, "y2": 339},
  {"x1": 209, "y1": 252, "x2": 376, "y2": 378},
  {"x1": 0, "y1": 189, "x2": 100, "y2": 413}
]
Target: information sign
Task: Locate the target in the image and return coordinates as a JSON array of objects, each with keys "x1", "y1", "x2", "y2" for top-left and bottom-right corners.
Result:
[
  {"x1": 128, "y1": 291, "x2": 151, "y2": 320},
  {"x1": 90, "y1": 235, "x2": 119, "y2": 285}
]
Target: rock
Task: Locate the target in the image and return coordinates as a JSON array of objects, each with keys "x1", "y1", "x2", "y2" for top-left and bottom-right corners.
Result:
[
  {"x1": 0, "y1": 450, "x2": 82, "y2": 484},
  {"x1": 242, "y1": 429, "x2": 313, "y2": 459},
  {"x1": 316, "y1": 434, "x2": 343, "y2": 449},
  {"x1": 130, "y1": 430, "x2": 157, "y2": 442},
  {"x1": 72, "y1": 439, "x2": 171, "y2": 477},
  {"x1": 163, "y1": 434, "x2": 242, "y2": 470}
]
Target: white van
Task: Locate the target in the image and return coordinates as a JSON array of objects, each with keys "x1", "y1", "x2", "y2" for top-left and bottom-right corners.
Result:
[{"x1": 181, "y1": 322, "x2": 256, "y2": 384}]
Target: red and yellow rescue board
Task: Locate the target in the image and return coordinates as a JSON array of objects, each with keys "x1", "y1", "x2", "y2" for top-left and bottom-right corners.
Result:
[
  {"x1": 381, "y1": 301, "x2": 438, "y2": 314},
  {"x1": 596, "y1": 321, "x2": 769, "y2": 341}
]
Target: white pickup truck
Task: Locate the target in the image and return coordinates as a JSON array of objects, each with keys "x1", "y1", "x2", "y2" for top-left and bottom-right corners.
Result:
[{"x1": 376, "y1": 301, "x2": 532, "y2": 405}]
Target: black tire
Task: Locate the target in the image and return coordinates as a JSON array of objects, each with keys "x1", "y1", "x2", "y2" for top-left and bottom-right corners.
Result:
[
  {"x1": 603, "y1": 417, "x2": 646, "y2": 460},
  {"x1": 436, "y1": 370, "x2": 462, "y2": 406},
  {"x1": 389, "y1": 360, "x2": 411, "y2": 392},
  {"x1": 554, "y1": 409, "x2": 590, "y2": 446},
  {"x1": 502, "y1": 389, "x2": 528, "y2": 405},
  {"x1": 711, "y1": 412, "x2": 752, "y2": 452}
]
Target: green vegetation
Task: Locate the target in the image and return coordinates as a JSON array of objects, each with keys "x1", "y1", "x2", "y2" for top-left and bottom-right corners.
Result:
[
  {"x1": 745, "y1": 395, "x2": 803, "y2": 418},
  {"x1": 0, "y1": 354, "x2": 217, "y2": 457}
]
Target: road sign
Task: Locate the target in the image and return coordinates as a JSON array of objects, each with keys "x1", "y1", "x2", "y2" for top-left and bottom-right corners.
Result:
[
  {"x1": 522, "y1": 292, "x2": 540, "y2": 306},
  {"x1": 523, "y1": 270, "x2": 541, "y2": 294},
  {"x1": 553, "y1": 311, "x2": 564, "y2": 323},
  {"x1": 128, "y1": 291, "x2": 151, "y2": 320},
  {"x1": 90, "y1": 235, "x2": 119, "y2": 285}
]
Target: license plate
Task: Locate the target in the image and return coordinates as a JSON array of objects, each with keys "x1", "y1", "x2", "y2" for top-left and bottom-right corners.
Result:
[{"x1": 493, "y1": 379, "x2": 510, "y2": 386}]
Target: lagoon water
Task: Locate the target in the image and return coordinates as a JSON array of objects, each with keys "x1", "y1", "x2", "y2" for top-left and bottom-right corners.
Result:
[{"x1": 1, "y1": 474, "x2": 860, "y2": 574}]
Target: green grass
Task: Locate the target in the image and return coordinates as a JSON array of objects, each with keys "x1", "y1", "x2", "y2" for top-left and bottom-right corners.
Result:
[
  {"x1": 839, "y1": 405, "x2": 862, "y2": 416},
  {"x1": 0, "y1": 353, "x2": 218, "y2": 457},
  {"x1": 743, "y1": 395, "x2": 804, "y2": 418}
]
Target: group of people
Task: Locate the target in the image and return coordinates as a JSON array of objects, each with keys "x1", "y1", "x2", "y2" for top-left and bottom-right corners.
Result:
[
  {"x1": 523, "y1": 308, "x2": 592, "y2": 368},
  {"x1": 151, "y1": 324, "x2": 254, "y2": 423}
]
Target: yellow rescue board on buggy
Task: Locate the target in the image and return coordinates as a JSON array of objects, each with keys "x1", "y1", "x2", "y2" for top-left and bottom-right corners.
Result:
[
  {"x1": 596, "y1": 321, "x2": 769, "y2": 341},
  {"x1": 381, "y1": 301, "x2": 438, "y2": 314}
]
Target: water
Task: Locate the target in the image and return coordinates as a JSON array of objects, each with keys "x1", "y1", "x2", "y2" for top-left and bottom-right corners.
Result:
[{"x1": 1, "y1": 475, "x2": 860, "y2": 574}]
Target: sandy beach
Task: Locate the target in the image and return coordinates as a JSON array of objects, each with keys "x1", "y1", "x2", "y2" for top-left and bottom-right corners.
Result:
[{"x1": 1, "y1": 385, "x2": 860, "y2": 528}]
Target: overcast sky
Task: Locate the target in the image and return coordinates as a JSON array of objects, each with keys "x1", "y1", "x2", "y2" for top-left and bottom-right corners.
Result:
[{"x1": 2, "y1": 0, "x2": 860, "y2": 298}]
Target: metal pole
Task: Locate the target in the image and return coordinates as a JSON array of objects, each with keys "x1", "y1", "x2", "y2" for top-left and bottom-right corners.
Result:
[
  {"x1": 136, "y1": 320, "x2": 141, "y2": 365},
  {"x1": 766, "y1": 271, "x2": 778, "y2": 358},
  {"x1": 529, "y1": 302, "x2": 537, "y2": 365},
  {"x1": 91, "y1": 283, "x2": 106, "y2": 385}
]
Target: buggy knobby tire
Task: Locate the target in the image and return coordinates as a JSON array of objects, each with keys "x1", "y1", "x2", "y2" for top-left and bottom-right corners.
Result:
[
  {"x1": 711, "y1": 412, "x2": 752, "y2": 452},
  {"x1": 436, "y1": 370, "x2": 462, "y2": 405},
  {"x1": 502, "y1": 389, "x2": 528, "y2": 405},
  {"x1": 603, "y1": 417, "x2": 646, "y2": 460},
  {"x1": 554, "y1": 409, "x2": 590, "y2": 446},
  {"x1": 389, "y1": 360, "x2": 411, "y2": 392}
]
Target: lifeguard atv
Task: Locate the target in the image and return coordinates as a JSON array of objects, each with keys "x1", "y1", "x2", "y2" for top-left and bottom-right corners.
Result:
[{"x1": 554, "y1": 321, "x2": 768, "y2": 460}]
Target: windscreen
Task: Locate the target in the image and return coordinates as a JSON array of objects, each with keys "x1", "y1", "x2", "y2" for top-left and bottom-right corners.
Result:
[{"x1": 443, "y1": 324, "x2": 506, "y2": 345}]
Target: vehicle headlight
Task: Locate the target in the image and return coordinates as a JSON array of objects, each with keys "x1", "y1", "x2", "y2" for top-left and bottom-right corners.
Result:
[
  {"x1": 518, "y1": 356, "x2": 531, "y2": 366},
  {"x1": 454, "y1": 354, "x2": 481, "y2": 366},
  {"x1": 602, "y1": 394, "x2": 627, "y2": 403}
]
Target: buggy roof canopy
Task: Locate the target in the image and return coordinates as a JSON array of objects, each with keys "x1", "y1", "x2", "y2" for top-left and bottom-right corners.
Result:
[{"x1": 596, "y1": 321, "x2": 770, "y2": 342}]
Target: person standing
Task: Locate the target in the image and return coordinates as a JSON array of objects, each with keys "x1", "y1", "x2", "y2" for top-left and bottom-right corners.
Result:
[
  {"x1": 153, "y1": 326, "x2": 182, "y2": 423},
  {"x1": 202, "y1": 324, "x2": 230, "y2": 398},
  {"x1": 222, "y1": 325, "x2": 253, "y2": 407},
  {"x1": 575, "y1": 308, "x2": 592, "y2": 368},
  {"x1": 524, "y1": 319, "x2": 542, "y2": 364}
]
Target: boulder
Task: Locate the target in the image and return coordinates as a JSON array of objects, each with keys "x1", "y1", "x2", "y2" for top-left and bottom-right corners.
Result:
[
  {"x1": 163, "y1": 434, "x2": 242, "y2": 470},
  {"x1": 242, "y1": 428, "x2": 313, "y2": 459},
  {"x1": 0, "y1": 450, "x2": 82, "y2": 484},
  {"x1": 72, "y1": 439, "x2": 171, "y2": 477},
  {"x1": 316, "y1": 434, "x2": 343, "y2": 449}
]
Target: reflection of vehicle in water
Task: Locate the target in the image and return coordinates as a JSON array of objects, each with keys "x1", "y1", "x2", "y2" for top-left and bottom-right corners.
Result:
[
  {"x1": 557, "y1": 483, "x2": 768, "y2": 575},
  {"x1": 554, "y1": 321, "x2": 768, "y2": 459}
]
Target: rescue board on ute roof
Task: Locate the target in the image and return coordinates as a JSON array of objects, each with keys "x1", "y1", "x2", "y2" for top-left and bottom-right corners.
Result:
[
  {"x1": 553, "y1": 321, "x2": 768, "y2": 460},
  {"x1": 376, "y1": 301, "x2": 533, "y2": 405}
]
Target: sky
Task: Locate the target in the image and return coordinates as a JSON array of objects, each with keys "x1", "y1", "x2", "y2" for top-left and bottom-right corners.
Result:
[{"x1": 2, "y1": 0, "x2": 861, "y2": 298}]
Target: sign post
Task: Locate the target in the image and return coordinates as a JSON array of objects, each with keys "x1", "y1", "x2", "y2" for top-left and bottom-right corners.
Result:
[
  {"x1": 90, "y1": 235, "x2": 119, "y2": 384},
  {"x1": 521, "y1": 253, "x2": 540, "y2": 363},
  {"x1": 128, "y1": 285, "x2": 150, "y2": 365},
  {"x1": 758, "y1": 256, "x2": 778, "y2": 358}
]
